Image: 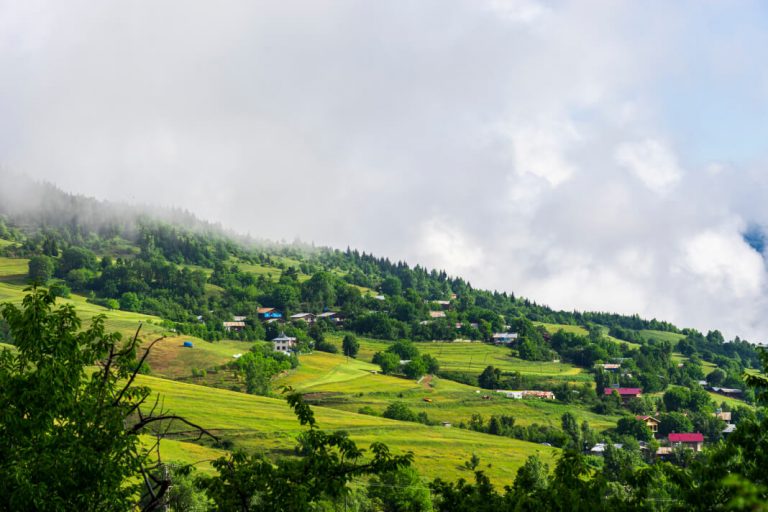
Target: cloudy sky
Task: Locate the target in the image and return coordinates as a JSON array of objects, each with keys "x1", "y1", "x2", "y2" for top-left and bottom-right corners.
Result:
[{"x1": 2, "y1": 0, "x2": 768, "y2": 342}]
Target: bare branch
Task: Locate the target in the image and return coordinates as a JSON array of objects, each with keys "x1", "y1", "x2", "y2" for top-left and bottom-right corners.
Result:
[
  {"x1": 130, "y1": 414, "x2": 219, "y2": 442},
  {"x1": 113, "y1": 335, "x2": 165, "y2": 407},
  {"x1": 114, "y1": 322, "x2": 144, "y2": 358}
]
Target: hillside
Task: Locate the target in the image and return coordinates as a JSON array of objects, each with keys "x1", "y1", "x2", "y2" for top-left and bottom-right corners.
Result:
[{"x1": 0, "y1": 183, "x2": 763, "y2": 496}]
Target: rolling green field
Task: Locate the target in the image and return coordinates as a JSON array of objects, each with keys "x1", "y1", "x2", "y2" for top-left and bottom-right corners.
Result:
[
  {"x1": 142, "y1": 436, "x2": 225, "y2": 476},
  {"x1": 274, "y1": 351, "x2": 619, "y2": 431},
  {"x1": 234, "y1": 257, "x2": 312, "y2": 283},
  {"x1": 640, "y1": 330, "x2": 685, "y2": 344},
  {"x1": 0, "y1": 256, "x2": 167, "y2": 337},
  {"x1": 326, "y1": 334, "x2": 590, "y2": 383},
  {"x1": 136, "y1": 374, "x2": 559, "y2": 485},
  {"x1": 671, "y1": 352, "x2": 718, "y2": 375},
  {"x1": 144, "y1": 337, "x2": 252, "y2": 380},
  {"x1": 536, "y1": 322, "x2": 641, "y2": 349},
  {"x1": 0, "y1": 256, "x2": 28, "y2": 283},
  {"x1": 535, "y1": 322, "x2": 587, "y2": 336}
]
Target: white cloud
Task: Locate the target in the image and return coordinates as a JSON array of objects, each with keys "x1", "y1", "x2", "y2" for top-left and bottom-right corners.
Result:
[
  {"x1": 2, "y1": 0, "x2": 768, "y2": 343},
  {"x1": 679, "y1": 230, "x2": 765, "y2": 298},
  {"x1": 486, "y1": 0, "x2": 550, "y2": 24},
  {"x1": 507, "y1": 118, "x2": 581, "y2": 187},
  {"x1": 615, "y1": 139, "x2": 683, "y2": 193},
  {"x1": 417, "y1": 218, "x2": 484, "y2": 276}
]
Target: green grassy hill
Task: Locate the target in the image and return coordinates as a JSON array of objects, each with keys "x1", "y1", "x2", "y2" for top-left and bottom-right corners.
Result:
[
  {"x1": 137, "y1": 375, "x2": 559, "y2": 485},
  {"x1": 274, "y1": 350, "x2": 618, "y2": 431},
  {"x1": 325, "y1": 333, "x2": 590, "y2": 384}
]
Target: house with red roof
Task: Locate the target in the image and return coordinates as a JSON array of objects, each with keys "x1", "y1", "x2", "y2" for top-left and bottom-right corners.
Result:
[
  {"x1": 604, "y1": 387, "x2": 642, "y2": 404},
  {"x1": 668, "y1": 432, "x2": 704, "y2": 452}
]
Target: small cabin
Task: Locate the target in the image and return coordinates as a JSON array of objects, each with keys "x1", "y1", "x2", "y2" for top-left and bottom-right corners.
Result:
[
  {"x1": 223, "y1": 321, "x2": 246, "y2": 333},
  {"x1": 290, "y1": 313, "x2": 316, "y2": 324},
  {"x1": 636, "y1": 415, "x2": 660, "y2": 434}
]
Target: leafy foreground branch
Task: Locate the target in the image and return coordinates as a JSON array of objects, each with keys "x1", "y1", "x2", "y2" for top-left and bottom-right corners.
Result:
[
  {"x1": 0, "y1": 288, "x2": 219, "y2": 511},
  {"x1": 197, "y1": 390, "x2": 413, "y2": 511},
  {"x1": 0, "y1": 288, "x2": 413, "y2": 511},
  {"x1": 2, "y1": 288, "x2": 768, "y2": 511}
]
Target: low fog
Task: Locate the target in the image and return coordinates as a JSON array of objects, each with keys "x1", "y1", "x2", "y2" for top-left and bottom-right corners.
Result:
[{"x1": 2, "y1": 1, "x2": 768, "y2": 342}]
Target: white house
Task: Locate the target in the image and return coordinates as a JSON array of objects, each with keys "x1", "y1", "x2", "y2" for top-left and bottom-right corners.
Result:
[{"x1": 272, "y1": 333, "x2": 297, "y2": 353}]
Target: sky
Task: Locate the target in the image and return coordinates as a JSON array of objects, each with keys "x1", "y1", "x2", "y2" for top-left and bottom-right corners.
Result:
[{"x1": 2, "y1": 0, "x2": 768, "y2": 342}]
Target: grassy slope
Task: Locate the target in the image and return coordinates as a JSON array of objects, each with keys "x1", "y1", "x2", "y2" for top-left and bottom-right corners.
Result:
[
  {"x1": 640, "y1": 330, "x2": 685, "y2": 344},
  {"x1": 144, "y1": 337, "x2": 251, "y2": 380},
  {"x1": 327, "y1": 334, "x2": 591, "y2": 384},
  {"x1": 274, "y1": 351, "x2": 618, "y2": 430},
  {"x1": 536, "y1": 322, "x2": 641, "y2": 349},
  {"x1": 137, "y1": 375, "x2": 559, "y2": 485},
  {"x1": 142, "y1": 436, "x2": 225, "y2": 476}
]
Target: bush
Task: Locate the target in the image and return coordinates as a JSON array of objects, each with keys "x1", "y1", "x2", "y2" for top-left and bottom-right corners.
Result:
[
  {"x1": 48, "y1": 281, "x2": 71, "y2": 299},
  {"x1": 382, "y1": 402, "x2": 416, "y2": 422},
  {"x1": 315, "y1": 340, "x2": 338, "y2": 354}
]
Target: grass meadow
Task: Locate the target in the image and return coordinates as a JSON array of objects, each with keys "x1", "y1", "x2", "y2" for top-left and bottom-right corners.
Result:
[{"x1": 136, "y1": 374, "x2": 560, "y2": 485}]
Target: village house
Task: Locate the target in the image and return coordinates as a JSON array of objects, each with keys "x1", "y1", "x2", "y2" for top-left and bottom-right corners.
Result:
[
  {"x1": 232, "y1": 315, "x2": 247, "y2": 322},
  {"x1": 222, "y1": 321, "x2": 245, "y2": 333},
  {"x1": 257, "y1": 307, "x2": 283, "y2": 321},
  {"x1": 604, "y1": 387, "x2": 642, "y2": 404},
  {"x1": 428, "y1": 311, "x2": 446, "y2": 319},
  {"x1": 431, "y1": 300, "x2": 451, "y2": 309},
  {"x1": 636, "y1": 415, "x2": 660, "y2": 434},
  {"x1": 290, "y1": 312, "x2": 316, "y2": 324},
  {"x1": 668, "y1": 432, "x2": 704, "y2": 452},
  {"x1": 599, "y1": 363, "x2": 621, "y2": 371},
  {"x1": 714, "y1": 410, "x2": 732, "y2": 422},
  {"x1": 271, "y1": 333, "x2": 297, "y2": 354},
  {"x1": 492, "y1": 332, "x2": 518, "y2": 345},
  {"x1": 316, "y1": 311, "x2": 342, "y2": 324}
]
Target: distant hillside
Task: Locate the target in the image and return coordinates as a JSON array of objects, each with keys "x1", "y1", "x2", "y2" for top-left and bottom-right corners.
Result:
[{"x1": 0, "y1": 177, "x2": 761, "y2": 392}]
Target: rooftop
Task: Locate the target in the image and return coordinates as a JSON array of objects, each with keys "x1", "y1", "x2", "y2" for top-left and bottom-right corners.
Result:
[
  {"x1": 604, "y1": 387, "x2": 642, "y2": 396},
  {"x1": 668, "y1": 433, "x2": 704, "y2": 443}
]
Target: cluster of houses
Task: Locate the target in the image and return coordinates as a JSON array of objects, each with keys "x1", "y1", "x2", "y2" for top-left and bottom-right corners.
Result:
[
  {"x1": 590, "y1": 408, "x2": 736, "y2": 459},
  {"x1": 222, "y1": 309, "x2": 344, "y2": 333},
  {"x1": 219, "y1": 308, "x2": 345, "y2": 354}
]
